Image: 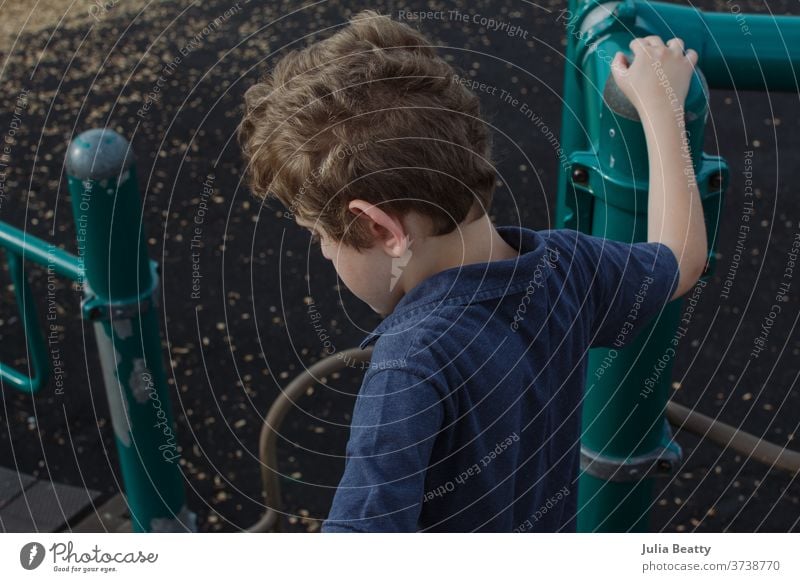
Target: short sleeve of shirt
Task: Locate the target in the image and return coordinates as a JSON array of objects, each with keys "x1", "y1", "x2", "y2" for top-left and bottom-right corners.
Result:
[
  {"x1": 321, "y1": 367, "x2": 445, "y2": 533},
  {"x1": 556, "y1": 229, "x2": 680, "y2": 349}
]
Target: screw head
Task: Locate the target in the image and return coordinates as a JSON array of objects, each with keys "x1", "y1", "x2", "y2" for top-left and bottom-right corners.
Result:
[{"x1": 572, "y1": 166, "x2": 589, "y2": 185}]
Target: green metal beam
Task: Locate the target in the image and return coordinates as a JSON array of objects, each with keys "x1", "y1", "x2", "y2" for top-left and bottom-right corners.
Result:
[
  {"x1": 638, "y1": 2, "x2": 800, "y2": 92},
  {"x1": 1, "y1": 128, "x2": 194, "y2": 527},
  {"x1": 64, "y1": 128, "x2": 194, "y2": 532},
  {"x1": 0, "y1": 222, "x2": 82, "y2": 281}
]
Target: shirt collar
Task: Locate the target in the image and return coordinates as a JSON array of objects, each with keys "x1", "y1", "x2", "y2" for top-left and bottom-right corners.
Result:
[{"x1": 358, "y1": 226, "x2": 554, "y2": 349}]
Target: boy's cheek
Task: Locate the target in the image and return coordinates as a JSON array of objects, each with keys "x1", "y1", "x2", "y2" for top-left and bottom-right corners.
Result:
[{"x1": 342, "y1": 270, "x2": 392, "y2": 312}]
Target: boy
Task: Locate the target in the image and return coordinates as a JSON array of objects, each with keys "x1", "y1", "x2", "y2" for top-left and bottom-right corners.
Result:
[{"x1": 237, "y1": 10, "x2": 706, "y2": 532}]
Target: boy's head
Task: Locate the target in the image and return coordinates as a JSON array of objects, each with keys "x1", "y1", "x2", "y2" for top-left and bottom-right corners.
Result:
[{"x1": 238, "y1": 9, "x2": 497, "y2": 314}]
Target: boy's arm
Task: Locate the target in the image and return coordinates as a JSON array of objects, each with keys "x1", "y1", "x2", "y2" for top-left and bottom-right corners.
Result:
[
  {"x1": 321, "y1": 368, "x2": 445, "y2": 533},
  {"x1": 611, "y1": 36, "x2": 708, "y2": 301},
  {"x1": 561, "y1": 229, "x2": 680, "y2": 349}
]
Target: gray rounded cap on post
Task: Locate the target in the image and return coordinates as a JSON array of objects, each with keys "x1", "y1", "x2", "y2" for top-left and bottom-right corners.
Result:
[
  {"x1": 66, "y1": 128, "x2": 135, "y2": 180},
  {"x1": 603, "y1": 74, "x2": 641, "y2": 121}
]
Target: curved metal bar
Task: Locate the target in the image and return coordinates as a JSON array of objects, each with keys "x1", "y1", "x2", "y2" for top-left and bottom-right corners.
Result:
[
  {"x1": 667, "y1": 401, "x2": 800, "y2": 475},
  {"x1": 247, "y1": 346, "x2": 373, "y2": 533},
  {"x1": 0, "y1": 221, "x2": 82, "y2": 281},
  {"x1": 0, "y1": 250, "x2": 49, "y2": 393}
]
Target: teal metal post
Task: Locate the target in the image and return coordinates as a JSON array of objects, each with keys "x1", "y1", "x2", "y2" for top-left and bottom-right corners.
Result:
[
  {"x1": 555, "y1": 0, "x2": 800, "y2": 532},
  {"x1": 554, "y1": 0, "x2": 735, "y2": 531},
  {"x1": 576, "y1": 67, "x2": 725, "y2": 532},
  {"x1": 66, "y1": 129, "x2": 195, "y2": 532}
]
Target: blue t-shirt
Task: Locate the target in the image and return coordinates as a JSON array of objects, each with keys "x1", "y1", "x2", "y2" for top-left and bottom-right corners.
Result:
[{"x1": 320, "y1": 226, "x2": 680, "y2": 532}]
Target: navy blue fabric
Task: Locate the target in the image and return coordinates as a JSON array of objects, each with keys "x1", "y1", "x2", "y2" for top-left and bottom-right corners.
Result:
[{"x1": 321, "y1": 226, "x2": 680, "y2": 532}]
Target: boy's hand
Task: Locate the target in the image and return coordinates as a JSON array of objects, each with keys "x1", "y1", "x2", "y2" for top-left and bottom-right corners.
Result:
[{"x1": 611, "y1": 36, "x2": 698, "y2": 113}]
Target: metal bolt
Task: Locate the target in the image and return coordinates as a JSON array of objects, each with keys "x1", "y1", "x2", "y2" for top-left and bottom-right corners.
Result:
[
  {"x1": 709, "y1": 172, "x2": 723, "y2": 191},
  {"x1": 572, "y1": 166, "x2": 589, "y2": 185}
]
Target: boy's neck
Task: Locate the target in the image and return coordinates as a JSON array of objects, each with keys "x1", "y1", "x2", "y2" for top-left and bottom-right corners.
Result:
[{"x1": 399, "y1": 213, "x2": 520, "y2": 295}]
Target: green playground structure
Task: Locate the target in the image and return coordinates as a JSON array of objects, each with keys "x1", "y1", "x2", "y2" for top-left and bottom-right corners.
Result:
[
  {"x1": 555, "y1": 0, "x2": 800, "y2": 532},
  {"x1": 0, "y1": 130, "x2": 193, "y2": 532},
  {"x1": 1, "y1": 0, "x2": 799, "y2": 533}
]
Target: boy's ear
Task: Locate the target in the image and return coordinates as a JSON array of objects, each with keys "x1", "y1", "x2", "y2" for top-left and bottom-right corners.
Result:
[{"x1": 348, "y1": 199, "x2": 410, "y2": 258}]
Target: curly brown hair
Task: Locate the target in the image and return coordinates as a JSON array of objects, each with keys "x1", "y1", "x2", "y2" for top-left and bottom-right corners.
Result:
[{"x1": 237, "y1": 9, "x2": 496, "y2": 250}]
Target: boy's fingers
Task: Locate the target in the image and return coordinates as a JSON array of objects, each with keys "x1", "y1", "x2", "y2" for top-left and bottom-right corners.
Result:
[
  {"x1": 686, "y1": 48, "x2": 699, "y2": 66},
  {"x1": 629, "y1": 38, "x2": 649, "y2": 59},
  {"x1": 643, "y1": 35, "x2": 665, "y2": 47},
  {"x1": 666, "y1": 37, "x2": 685, "y2": 54},
  {"x1": 611, "y1": 52, "x2": 629, "y2": 76}
]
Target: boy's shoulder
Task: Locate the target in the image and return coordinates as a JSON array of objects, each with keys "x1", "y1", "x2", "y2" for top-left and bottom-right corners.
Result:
[
  {"x1": 363, "y1": 309, "x2": 453, "y2": 375},
  {"x1": 527, "y1": 227, "x2": 679, "y2": 291},
  {"x1": 357, "y1": 226, "x2": 679, "y2": 371}
]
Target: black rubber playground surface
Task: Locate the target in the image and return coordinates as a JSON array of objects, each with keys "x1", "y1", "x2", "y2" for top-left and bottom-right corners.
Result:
[{"x1": 0, "y1": 0, "x2": 798, "y2": 532}]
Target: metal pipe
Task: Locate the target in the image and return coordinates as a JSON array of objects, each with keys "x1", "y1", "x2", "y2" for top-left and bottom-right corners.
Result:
[
  {"x1": 666, "y1": 401, "x2": 800, "y2": 475},
  {"x1": 570, "y1": 2, "x2": 800, "y2": 92},
  {"x1": 639, "y1": 2, "x2": 800, "y2": 92},
  {"x1": 247, "y1": 346, "x2": 374, "y2": 533},
  {"x1": 0, "y1": 222, "x2": 83, "y2": 281},
  {"x1": 0, "y1": 250, "x2": 49, "y2": 393}
]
